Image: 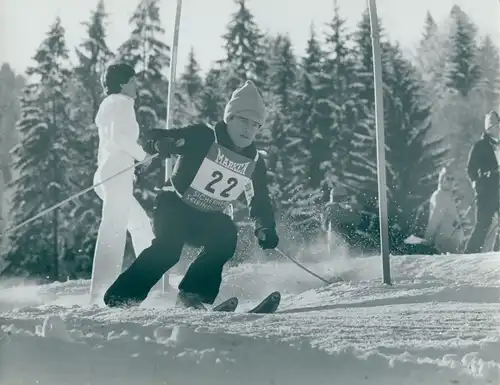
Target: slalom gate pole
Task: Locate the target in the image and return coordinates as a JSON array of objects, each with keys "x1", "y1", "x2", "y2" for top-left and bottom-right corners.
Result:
[
  {"x1": 160, "y1": 0, "x2": 183, "y2": 293},
  {"x1": 367, "y1": 0, "x2": 391, "y2": 285},
  {"x1": 0, "y1": 153, "x2": 158, "y2": 237},
  {"x1": 274, "y1": 248, "x2": 333, "y2": 285},
  {"x1": 164, "y1": 0, "x2": 183, "y2": 181}
]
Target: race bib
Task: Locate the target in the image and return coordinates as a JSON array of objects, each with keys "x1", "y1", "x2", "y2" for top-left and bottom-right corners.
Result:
[
  {"x1": 181, "y1": 143, "x2": 258, "y2": 212},
  {"x1": 244, "y1": 180, "x2": 255, "y2": 204}
]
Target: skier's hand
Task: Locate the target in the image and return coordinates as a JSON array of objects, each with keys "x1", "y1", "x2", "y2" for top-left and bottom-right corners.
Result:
[
  {"x1": 143, "y1": 138, "x2": 166, "y2": 157},
  {"x1": 134, "y1": 160, "x2": 149, "y2": 184},
  {"x1": 134, "y1": 168, "x2": 141, "y2": 183},
  {"x1": 255, "y1": 228, "x2": 279, "y2": 250},
  {"x1": 149, "y1": 138, "x2": 185, "y2": 159},
  {"x1": 140, "y1": 156, "x2": 153, "y2": 169}
]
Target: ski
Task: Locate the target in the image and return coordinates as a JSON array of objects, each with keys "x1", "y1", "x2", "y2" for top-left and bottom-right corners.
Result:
[
  {"x1": 247, "y1": 291, "x2": 281, "y2": 314},
  {"x1": 212, "y1": 296, "x2": 238, "y2": 312},
  {"x1": 207, "y1": 291, "x2": 281, "y2": 314}
]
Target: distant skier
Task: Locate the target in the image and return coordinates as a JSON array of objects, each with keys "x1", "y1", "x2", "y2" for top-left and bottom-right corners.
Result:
[
  {"x1": 103, "y1": 80, "x2": 279, "y2": 309},
  {"x1": 90, "y1": 63, "x2": 155, "y2": 302},
  {"x1": 464, "y1": 110, "x2": 500, "y2": 253},
  {"x1": 424, "y1": 167, "x2": 464, "y2": 254}
]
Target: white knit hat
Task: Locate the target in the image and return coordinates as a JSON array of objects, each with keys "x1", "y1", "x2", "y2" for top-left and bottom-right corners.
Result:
[
  {"x1": 485, "y1": 110, "x2": 500, "y2": 130},
  {"x1": 223, "y1": 80, "x2": 266, "y2": 126}
]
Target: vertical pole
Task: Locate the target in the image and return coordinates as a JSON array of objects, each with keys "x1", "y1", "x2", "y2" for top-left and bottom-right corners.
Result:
[
  {"x1": 53, "y1": 208, "x2": 59, "y2": 282},
  {"x1": 161, "y1": 0, "x2": 183, "y2": 293},
  {"x1": 327, "y1": 188, "x2": 334, "y2": 254},
  {"x1": 165, "y1": 0, "x2": 183, "y2": 180},
  {"x1": 367, "y1": 0, "x2": 391, "y2": 285}
]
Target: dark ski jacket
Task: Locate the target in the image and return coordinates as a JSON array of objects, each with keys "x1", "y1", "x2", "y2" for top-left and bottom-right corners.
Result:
[
  {"x1": 143, "y1": 121, "x2": 276, "y2": 234},
  {"x1": 467, "y1": 133, "x2": 500, "y2": 207}
]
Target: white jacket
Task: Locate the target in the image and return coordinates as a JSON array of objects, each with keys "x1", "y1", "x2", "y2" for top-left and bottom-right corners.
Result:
[
  {"x1": 425, "y1": 188, "x2": 463, "y2": 254},
  {"x1": 95, "y1": 94, "x2": 146, "y2": 175}
]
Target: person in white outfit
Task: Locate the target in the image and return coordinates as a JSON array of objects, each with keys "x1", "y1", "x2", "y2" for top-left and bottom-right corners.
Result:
[
  {"x1": 425, "y1": 167, "x2": 464, "y2": 254},
  {"x1": 90, "y1": 63, "x2": 155, "y2": 302}
]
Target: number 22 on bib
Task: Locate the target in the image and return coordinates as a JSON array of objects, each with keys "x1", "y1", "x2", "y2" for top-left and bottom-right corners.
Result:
[{"x1": 181, "y1": 143, "x2": 259, "y2": 212}]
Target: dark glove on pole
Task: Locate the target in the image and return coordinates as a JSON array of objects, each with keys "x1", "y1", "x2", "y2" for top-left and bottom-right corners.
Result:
[
  {"x1": 255, "y1": 228, "x2": 280, "y2": 250},
  {"x1": 144, "y1": 138, "x2": 185, "y2": 159}
]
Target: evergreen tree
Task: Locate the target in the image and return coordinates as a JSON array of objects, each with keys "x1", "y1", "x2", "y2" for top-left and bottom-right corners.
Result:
[
  {"x1": 414, "y1": 10, "x2": 455, "y2": 160},
  {"x1": 383, "y1": 43, "x2": 448, "y2": 250},
  {"x1": 341, "y1": 10, "x2": 383, "y2": 230},
  {"x1": 294, "y1": 25, "x2": 323, "y2": 135},
  {"x1": 415, "y1": 12, "x2": 450, "y2": 106},
  {"x1": 116, "y1": 0, "x2": 171, "y2": 212},
  {"x1": 264, "y1": 34, "x2": 300, "y2": 222},
  {"x1": 2, "y1": 18, "x2": 76, "y2": 281},
  {"x1": 0, "y1": 64, "x2": 25, "y2": 234},
  {"x1": 268, "y1": 35, "x2": 297, "y2": 111},
  {"x1": 173, "y1": 47, "x2": 203, "y2": 126},
  {"x1": 417, "y1": 11, "x2": 440, "y2": 68},
  {"x1": 117, "y1": 0, "x2": 170, "y2": 130},
  {"x1": 221, "y1": 0, "x2": 267, "y2": 92},
  {"x1": 476, "y1": 35, "x2": 500, "y2": 108},
  {"x1": 69, "y1": 0, "x2": 115, "y2": 276},
  {"x1": 343, "y1": 10, "x2": 425, "y2": 249},
  {"x1": 427, "y1": 7, "x2": 491, "y2": 228},
  {"x1": 321, "y1": 3, "x2": 361, "y2": 196},
  {"x1": 180, "y1": 48, "x2": 203, "y2": 99},
  {"x1": 74, "y1": 0, "x2": 114, "y2": 117},
  {"x1": 0, "y1": 64, "x2": 24, "y2": 185},
  {"x1": 198, "y1": 64, "x2": 227, "y2": 125},
  {"x1": 422, "y1": 11, "x2": 438, "y2": 42},
  {"x1": 445, "y1": 5, "x2": 480, "y2": 97},
  {"x1": 289, "y1": 25, "x2": 324, "y2": 228}
]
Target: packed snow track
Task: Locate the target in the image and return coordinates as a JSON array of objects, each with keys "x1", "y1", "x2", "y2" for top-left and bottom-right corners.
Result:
[{"x1": 1, "y1": 252, "x2": 499, "y2": 385}]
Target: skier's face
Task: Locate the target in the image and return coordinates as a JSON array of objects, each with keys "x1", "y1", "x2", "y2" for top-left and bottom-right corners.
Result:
[
  {"x1": 121, "y1": 76, "x2": 137, "y2": 99},
  {"x1": 489, "y1": 122, "x2": 500, "y2": 138},
  {"x1": 226, "y1": 116, "x2": 261, "y2": 148}
]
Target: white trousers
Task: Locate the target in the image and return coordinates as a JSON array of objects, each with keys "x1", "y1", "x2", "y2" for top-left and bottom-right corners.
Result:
[{"x1": 89, "y1": 160, "x2": 156, "y2": 299}]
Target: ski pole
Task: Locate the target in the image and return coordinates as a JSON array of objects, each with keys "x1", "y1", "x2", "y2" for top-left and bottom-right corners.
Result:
[
  {"x1": 0, "y1": 153, "x2": 158, "y2": 237},
  {"x1": 274, "y1": 247, "x2": 333, "y2": 285},
  {"x1": 484, "y1": 210, "x2": 500, "y2": 251},
  {"x1": 449, "y1": 200, "x2": 474, "y2": 238}
]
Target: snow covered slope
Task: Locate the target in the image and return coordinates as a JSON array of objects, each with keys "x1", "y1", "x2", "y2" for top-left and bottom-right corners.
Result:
[{"x1": 1, "y1": 252, "x2": 499, "y2": 385}]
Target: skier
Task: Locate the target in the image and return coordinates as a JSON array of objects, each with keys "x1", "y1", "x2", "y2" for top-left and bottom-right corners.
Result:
[
  {"x1": 103, "y1": 80, "x2": 279, "y2": 309},
  {"x1": 464, "y1": 110, "x2": 500, "y2": 253},
  {"x1": 424, "y1": 167, "x2": 464, "y2": 254},
  {"x1": 90, "y1": 63, "x2": 155, "y2": 302}
]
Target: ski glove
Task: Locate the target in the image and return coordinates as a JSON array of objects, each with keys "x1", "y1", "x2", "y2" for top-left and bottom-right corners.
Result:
[
  {"x1": 134, "y1": 157, "x2": 155, "y2": 184},
  {"x1": 256, "y1": 228, "x2": 279, "y2": 250},
  {"x1": 134, "y1": 161, "x2": 145, "y2": 183},
  {"x1": 145, "y1": 138, "x2": 185, "y2": 159}
]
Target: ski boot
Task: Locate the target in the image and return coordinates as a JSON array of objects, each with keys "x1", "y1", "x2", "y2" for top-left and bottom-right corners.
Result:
[{"x1": 176, "y1": 291, "x2": 207, "y2": 310}]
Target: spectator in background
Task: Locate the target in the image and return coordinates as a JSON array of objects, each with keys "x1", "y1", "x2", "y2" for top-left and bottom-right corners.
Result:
[
  {"x1": 464, "y1": 110, "x2": 500, "y2": 253},
  {"x1": 424, "y1": 167, "x2": 464, "y2": 254}
]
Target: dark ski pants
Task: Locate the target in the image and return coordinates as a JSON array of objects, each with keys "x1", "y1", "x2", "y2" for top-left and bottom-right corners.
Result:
[
  {"x1": 464, "y1": 196, "x2": 498, "y2": 253},
  {"x1": 104, "y1": 191, "x2": 238, "y2": 307}
]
